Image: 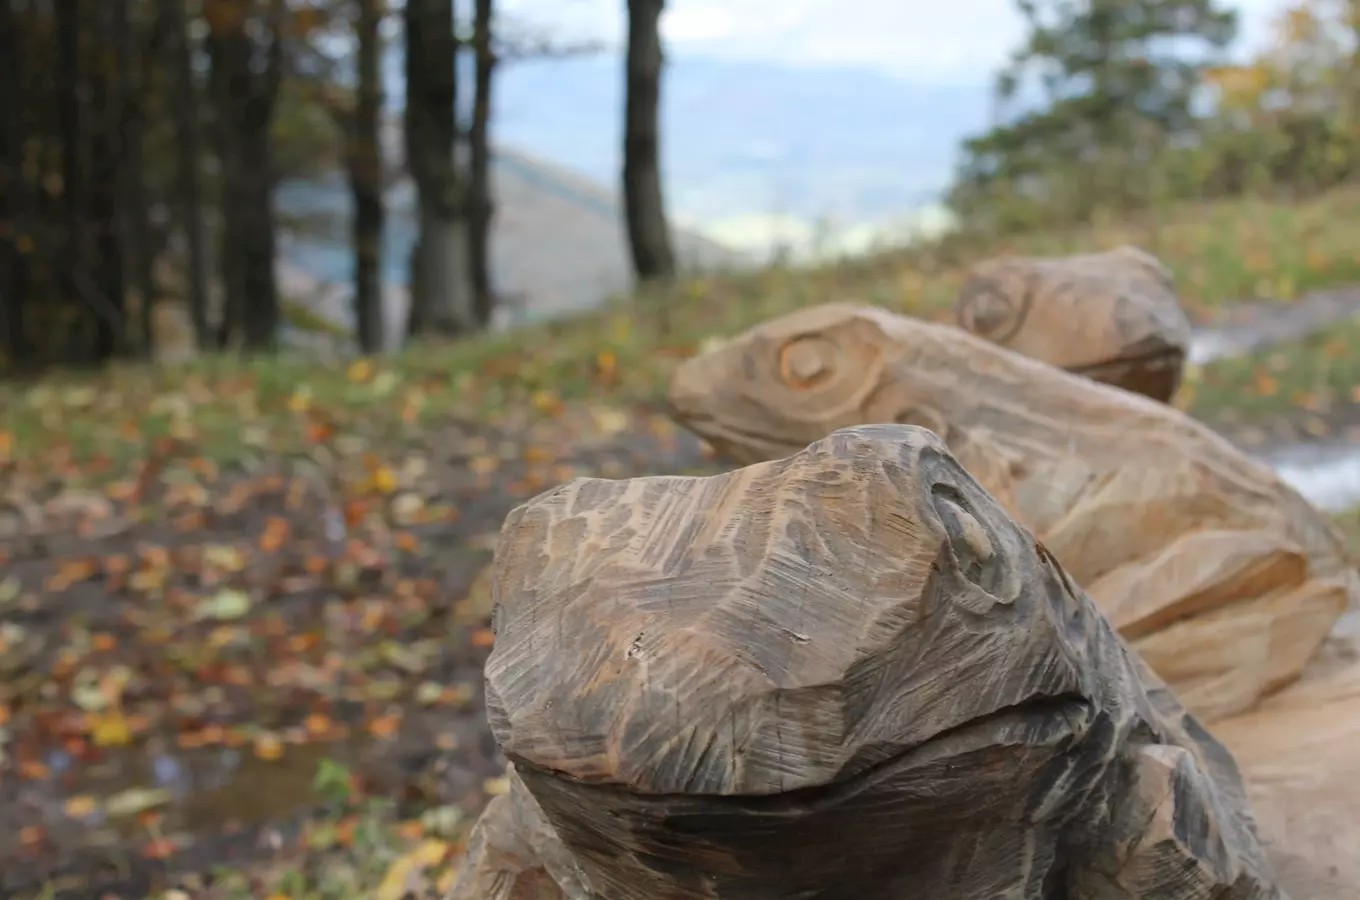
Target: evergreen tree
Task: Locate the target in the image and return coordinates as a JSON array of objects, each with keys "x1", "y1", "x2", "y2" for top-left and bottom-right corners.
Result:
[{"x1": 949, "y1": 0, "x2": 1238, "y2": 230}]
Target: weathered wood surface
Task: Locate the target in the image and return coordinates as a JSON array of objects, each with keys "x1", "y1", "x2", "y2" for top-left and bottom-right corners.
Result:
[
  {"x1": 667, "y1": 303, "x2": 1357, "y2": 722},
  {"x1": 1213, "y1": 618, "x2": 1360, "y2": 900},
  {"x1": 955, "y1": 245, "x2": 1192, "y2": 402},
  {"x1": 450, "y1": 426, "x2": 1285, "y2": 900},
  {"x1": 448, "y1": 765, "x2": 590, "y2": 900}
]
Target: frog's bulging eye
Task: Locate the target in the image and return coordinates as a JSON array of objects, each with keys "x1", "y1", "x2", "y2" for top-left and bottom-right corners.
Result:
[{"x1": 777, "y1": 335, "x2": 838, "y2": 390}]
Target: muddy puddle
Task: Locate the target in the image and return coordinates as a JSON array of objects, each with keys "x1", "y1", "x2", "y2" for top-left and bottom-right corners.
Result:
[{"x1": 1, "y1": 703, "x2": 504, "y2": 897}]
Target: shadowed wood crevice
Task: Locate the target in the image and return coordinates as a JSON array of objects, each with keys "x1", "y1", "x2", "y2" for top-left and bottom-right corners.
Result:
[
  {"x1": 666, "y1": 303, "x2": 1357, "y2": 723},
  {"x1": 450, "y1": 425, "x2": 1287, "y2": 900}
]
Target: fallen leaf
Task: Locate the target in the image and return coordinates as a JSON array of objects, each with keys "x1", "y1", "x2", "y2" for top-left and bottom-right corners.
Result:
[
  {"x1": 254, "y1": 732, "x2": 285, "y2": 761},
  {"x1": 347, "y1": 359, "x2": 374, "y2": 383},
  {"x1": 591, "y1": 406, "x2": 630, "y2": 437},
  {"x1": 106, "y1": 787, "x2": 172, "y2": 818},
  {"x1": 376, "y1": 839, "x2": 453, "y2": 900},
  {"x1": 483, "y1": 776, "x2": 510, "y2": 796},
  {"x1": 90, "y1": 709, "x2": 134, "y2": 747},
  {"x1": 64, "y1": 795, "x2": 99, "y2": 818},
  {"x1": 141, "y1": 836, "x2": 178, "y2": 860},
  {"x1": 367, "y1": 713, "x2": 402, "y2": 739},
  {"x1": 196, "y1": 588, "x2": 253, "y2": 621}
]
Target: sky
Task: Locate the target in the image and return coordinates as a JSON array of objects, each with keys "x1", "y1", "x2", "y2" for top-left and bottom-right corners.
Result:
[{"x1": 500, "y1": 0, "x2": 1295, "y2": 84}]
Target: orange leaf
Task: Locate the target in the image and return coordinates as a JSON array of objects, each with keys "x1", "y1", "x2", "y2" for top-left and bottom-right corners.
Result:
[
  {"x1": 142, "y1": 837, "x2": 179, "y2": 860},
  {"x1": 19, "y1": 760, "x2": 51, "y2": 780},
  {"x1": 304, "y1": 713, "x2": 332, "y2": 737},
  {"x1": 260, "y1": 516, "x2": 291, "y2": 553},
  {"x1": 470, "y1": 627, "x2": 496, "y2": 648},
  {"x1": 19, "y1": 826, "x2": 43, "y2": 848},
  {"x1": 254, "y1": 732, "x2": 285, "y2": 761},
  {"x1": 367, "y1": 713, "x2": 402, "y2": 739}
]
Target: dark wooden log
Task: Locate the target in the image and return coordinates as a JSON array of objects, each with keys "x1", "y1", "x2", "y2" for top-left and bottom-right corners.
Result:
[{"x1": 450, "y1": 425, "x2": 1287, "y2": 900}]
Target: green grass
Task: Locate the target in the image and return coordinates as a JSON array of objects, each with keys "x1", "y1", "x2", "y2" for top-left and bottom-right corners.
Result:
[
  {"x1": 1181, "y1": 316, "x2": 1360, "y2": 438},
  {"x1": 1333, "y1": 507, "x2": 1360, "y2": 549},
  {"x1": 7, "y1": 185, "x2": 1360, "y2": 470}
]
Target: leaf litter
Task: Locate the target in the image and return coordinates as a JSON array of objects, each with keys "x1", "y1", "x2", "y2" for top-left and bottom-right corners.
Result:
[{"x1": 0, "y1": 362, "x2": 718, "y2": 899}]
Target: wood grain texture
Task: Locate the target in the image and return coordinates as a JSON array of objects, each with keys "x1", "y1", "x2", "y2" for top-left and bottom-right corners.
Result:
[
  {"x1": 955, "y1": 245, "x2": 1192, "y2": 402},
  {"x1": 1212, "y1": 617, "x2": 1360, "y2": 900},
  {"x1": 457, "y1": 425, "x2": 1284, "y2": 900},
  {"x1": 666, "y1": 304, "x2": 1357, "y2": 722}
]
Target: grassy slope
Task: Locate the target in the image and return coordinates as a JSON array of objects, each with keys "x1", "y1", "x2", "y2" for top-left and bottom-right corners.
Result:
[{"x1": 8, "y1": 185, "x2": 1360, "y2": 470}]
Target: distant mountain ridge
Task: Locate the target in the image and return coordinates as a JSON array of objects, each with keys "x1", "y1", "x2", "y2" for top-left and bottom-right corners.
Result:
[
  {"x1": 375, "y1": 51, "x2": 992, "y2": 226},
  {"x1": 492, "y1": 55, "x2": 992, "y2": 224}
]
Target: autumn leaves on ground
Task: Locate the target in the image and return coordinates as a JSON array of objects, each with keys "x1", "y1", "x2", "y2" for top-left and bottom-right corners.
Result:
[{"x1": 5, "y1": 189, "x2": 1360, "y2": 899}]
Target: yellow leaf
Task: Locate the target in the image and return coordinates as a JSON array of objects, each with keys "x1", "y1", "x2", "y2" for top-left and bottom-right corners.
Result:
[
  {"x1": 347, "y1": 359, "x2": 374, "y2": 383},
  {"x1": 90, "y1": 710, "x2": 133, "y2": 747},
  {"x1": 64, "y1": 795, "x2": 99, "y2": 818},
  {"x1": 373, "y1": 465, "x2": 397, "y2": 495},
  {"x1": 377, "y1": 840, "x2": 453, "y2": 900}
]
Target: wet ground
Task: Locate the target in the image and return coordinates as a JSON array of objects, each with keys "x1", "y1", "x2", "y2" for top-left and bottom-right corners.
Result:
[
  {"x1": 0, "y1": 411, "x2": 716, "y2": 899},
  {"x1": 4, "y1": 288, "x2": 1360, "y2": 898}
]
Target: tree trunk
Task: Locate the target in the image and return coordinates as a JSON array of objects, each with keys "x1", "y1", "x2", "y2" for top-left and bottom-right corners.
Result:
[
  {"x1": 404, "y1": 0, "x2": 479, "y2": 338},
  {"x1": 622, "y1": 0, "x2": 676, "y2": 282},
  {"x1": 0, "y1": 0, "x2": 30, "y2": 367},
  {"x1": 122, "y1": 1, "x2": 159, "y2": 358},
  {"x1": 469, "y1": 0, "x2": 497, "y2": 324},
  {"x1": 350, "y1": 0, "x2": 386, "y2": 354},
  {"x1": 206, "y1": 0, "x2": 282, "y2": 352},
  {"x1": 56, "y1": 0, "x2": 88, "y2": 361},
  {"x1": 165, "y1": 0, "x2": 211, "y2": 351},
  {"x1": 90, "y1": 0, "x2": 131, "y2": 362}
]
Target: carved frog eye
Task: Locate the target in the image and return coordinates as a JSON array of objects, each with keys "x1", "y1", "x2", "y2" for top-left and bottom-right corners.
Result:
[
  {"x1": 931, "y1": 484, "x2": 1010, "y2": 601},
  {"x1": 956, "y1": 276, "x2": 1034, "y2": 345},
  {"x1": 777, "y1": 335, "x2": 838, "y2": 389}
]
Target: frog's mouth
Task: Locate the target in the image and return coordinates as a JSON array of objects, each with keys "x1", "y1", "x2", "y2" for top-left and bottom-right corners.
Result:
[
  {"x1": 511, "y1": 691, "x2": 1096, "y2": 898},
  {"x1": 1067, "y1": 345, "x2": 1186, "y2": 402},
  {"x1": 668, "y1": 404, "x2": 807, "y2": 465}
]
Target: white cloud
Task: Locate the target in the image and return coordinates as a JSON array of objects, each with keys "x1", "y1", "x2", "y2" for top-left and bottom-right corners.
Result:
[{"x1": 499, "y1": 0, "x2": 1294, "y2": 80}]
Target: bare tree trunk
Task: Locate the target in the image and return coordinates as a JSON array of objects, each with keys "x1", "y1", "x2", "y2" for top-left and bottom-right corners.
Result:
[
  {"x1": 90, "y1": 0, "x2": 129, "y2": 362},
  {"x1": 350, "y1": 0, "x2": 386, "y2": 354},
  {"x1": 207, "y1": 0, "x2": 283, "y2": 352},
  {"x1": 0, "y1": 0, "x2": 29, "y2": 367},
  {"x1": 56, "y1": 0, "x2": 88, "y2": 361},
  {"x1": 166, "y1": 0, "x2": 211, "y2": 351},
  {"x1": 124, "y1": 7, "x2": 162, "y2": 358},
  {"x1": 622, "y1": 0, "x2": 675, "y2": 283},
  {"x1": 404, "y1": 0, "x2": 479, "y2": 338},
  {"x1": 469, "y1": 0, "x2": 496, "y2": 324}
]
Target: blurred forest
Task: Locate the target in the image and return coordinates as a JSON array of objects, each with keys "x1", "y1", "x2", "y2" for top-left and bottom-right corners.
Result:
[{"x1": 1, "y1": 0, "x2": 1359, "y2": 373}]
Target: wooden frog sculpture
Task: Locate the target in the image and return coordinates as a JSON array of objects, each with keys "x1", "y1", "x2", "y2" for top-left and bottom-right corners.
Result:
[
  {"x1": 450, "y1": 426, "x2": 1287, "y2": 900},
  {"x1": 955, "y1": 245, "x2": 1192, "y2": 402},
  {"x1": 666, "y1": 303, "x2": 1357, "y2": 723}
]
